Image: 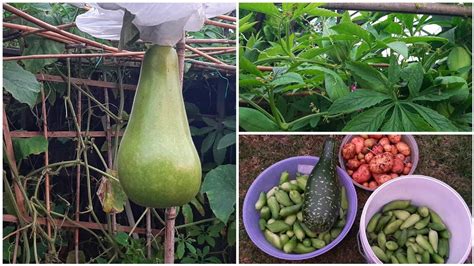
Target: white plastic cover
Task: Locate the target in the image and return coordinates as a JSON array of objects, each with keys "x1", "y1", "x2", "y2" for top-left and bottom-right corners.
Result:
[{"x1": 75, "y1": 3, "x2": 235, "y2": 46}]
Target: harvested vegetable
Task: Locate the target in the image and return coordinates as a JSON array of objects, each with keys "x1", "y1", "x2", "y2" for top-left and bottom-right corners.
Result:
[
  {"x1": 366, "y1": 200, "x2": 451, "y2": 263},
  {"x1": 254, "y1": 169, "x2": 348, "y2": 254},
  {"x1": 341, "y1": 135, "x2": 414, "y2": 189}
]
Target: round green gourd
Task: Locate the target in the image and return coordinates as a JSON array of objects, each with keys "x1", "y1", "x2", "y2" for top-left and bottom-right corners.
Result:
[{"x1": 117, "y1": 45, "x2": 201, "y2": 208}]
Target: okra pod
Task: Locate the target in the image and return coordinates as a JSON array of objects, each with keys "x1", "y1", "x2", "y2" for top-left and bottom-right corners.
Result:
[
  {"x1": 275, "y1": 190, "x2": 293, "y2": 207},
  {"x1": 259, "y1": 219, "x2": 266, "y2": 231},
  {"x1": 393, "y1": 210, "x2": 411, "y2": 220},
  {"x1": 296, "y1": 211, "x2": 303, "y2": 222},
  {"x1": 300, "y1": 222, "x2": 318, "y2": 238},
  {"x1": 376, "y1": 215, "x2": 392, "y2": 233},
  {"x1": 267, "y1": 196, "x2": 280, "y2": 219},
  {"x1": 260, "y1": 206, "x2": 271, "y2": 220},
  {"x1": 384, "y1": 220, "x2": 404, "y2": 235},
  {"x1": 429, "y1": 209, "x2": 445, "y2": 226},
  {"x1": 341, "y1": 186, "x2": 348, "y2": 210},
  {"x1": 283, "y1": 236, "x2": 297, "y2": 253},
  {"x1": 330, "y1": 228, "x2": 342, "y2": 239},
  {"x1": 266, "y1": 187, "x2": 278, "y2": 198},
  {"x1": 414, "y1": 216, "x2": 430, "y2": 230},
  {"x1": 438, "y1": 238, "x2": 448, "y2": 258},
  {"x1": 266, "y1": 220, "x2": 290, "y2": 233},
  {"x1": 395, "y1": 252, "x2": 408, "y2": 263},
  {"x1": 293, "y1": 222, "x2": 305, "y2": 241},
  {"x1": 289, "y1": 190, "x2": 303, "y2": 204},
  {"x1": 429, "y1": 222, "x2": 446, "y2": 231},
  {"x1": 397, "y1": 229, "x2": 408, "y2": 247},
  {"x1": 428, "y1": 230, "x2": 438, "y2": 253},
  {"x1": 372, "y1": 246, "x2": 389, "y2": 262},
  {"x1": 415, "y1": 234, "x2": 434, "y2": 254},
  {"x1": 284, "y1": 214, "x2": 297, "y2": 226},
  {"x1": 323, "y1": 231, "x2": 331, "y2": 244},
  {"x1": 311, "y1": 238, "x2": 326, "y2": 249},
  {"x1": 386, "y1": 241, "x2": 399, "y2": 251},
  {"x1": 302, "y1": 238, "x2": 312, "y2": 247},
  {"x1": 417, "y1": 206, "x2": 429, "y2": 217},
  {"x1": 279, "y1": 203, "x2": 302, "y2": 217},
  {"x1": 421, "y1": 250, "x2": 430, "y2": 263},
  {"x1": 400, "y1": 214, "x2": 421, "y2": 230},
  {"x1": 390, "y1": 255, "x2": 400, "y2": 264},
  {"x1": 407, "y1": 246, "x2": 418, "y2": 264},
  {"x1": 294, "y1": 243, "x2": 315, "y2": 254},
  {"x1": 279, "y1": 171, "x2": 289, "y2": 185},
  {"x1": 377, "y1": 232, "x2": 387, "y2": 251},
  {"x1": 264, "y1": 230, "x2": 282, "y2": 249},
  {"x1": 286, "y1": 230, "x2": 294, "y2": 238},
  {"x1": 439, "y1": 230, "x2": 450, "y2": 239},
  {"x1": 405, "y1": 205, "x2": 418, "y2": 214},
  {"x1": 367, "y1": 213, "x2": 382, "y2": 233},
  {"x1": 280, "y1": 234, "x2": 290, "y2": 246},
  {"x1": 431, "y1": 253, "x2": 444, "y2": 264}
]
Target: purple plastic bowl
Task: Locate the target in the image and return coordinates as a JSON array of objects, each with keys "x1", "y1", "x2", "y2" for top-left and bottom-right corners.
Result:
[
  {"x1": 338, "y1": 135, "x2": 419, "y2": 192},
  {"x1": 242, "y1": 156, "x2": 358, "y2": 260}
]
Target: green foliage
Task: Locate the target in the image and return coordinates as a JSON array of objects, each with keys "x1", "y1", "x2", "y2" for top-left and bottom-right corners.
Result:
[
  {"x1": 239, "y1": 3, "x2": 472, "y2": 131},
  {"x1": 201, "y1": 165, "x2": 236, "y2": 224},
  {"x1": 12, "y1": 136, "x2": 48, "y2": 161},
  {"x1": 3, "y1": 62, "x2": 42, "y2": 108}
]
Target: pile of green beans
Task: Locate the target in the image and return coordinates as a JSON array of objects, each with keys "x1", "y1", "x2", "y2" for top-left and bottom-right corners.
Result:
[
  {"x1": 255, "y1": 171, "x2": 349, "y2": 254},
  {"x1": 366, "y1": 200, "x2": 451, "y2": 263}
]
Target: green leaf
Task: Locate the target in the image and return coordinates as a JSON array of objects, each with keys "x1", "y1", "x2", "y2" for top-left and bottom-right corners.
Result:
[
  {"x1": 240, "y1": 21, "x2": 259, "y2": 33},
  {"x1": 100, "y1": 170, "x2": 127, "y2": 214},
  {"x1": 240, "y1": 3, "x2": 280, "y2": 17},
  {"x1": 201, "y1": 131, "x2": 216, "y2": 154},
  {"x1": 381, "y1": 105, "x2": 403, "y2": 131},
  {"x1": 345, "y1": 61, "x2": 390, "y2": 93},
  {"x1": 114, "y1": 232, "x2": 129, "y2": 246},
  {"x1": 239, "y1": 107, "x2": 279, "y2": 132},
  {"x1": 12, "y1": 136, "x2": 48, "y2": 161},
  {"x1": 386, "y1": 41, "x2": 408, "y2": 58},
  {"x1": 176, "y1": 241, "x2": 185, "y2": 259},
  {"x1": 270, "y1": 72, "x2": 304, "y2": 87},
  {"x1": 412, "y1": 88, "x2": 460, "y2": 102},
  {"x1": 22, "y1": 36, "x2": 64, "y2": 73},
  {"x1": 388, "y1": 56, "x2": 401, "y2": 85},
  {"x1": 3, "y1": 62, "x2": 42, "y2": 108},
  {"x1": 342, "y1": 105, "x2": 392, "y2": 131},
  {"x1": 201, "y1": 165, "x2": 236, "y2": 224},
  {"x1": 401, "y1": 63, "x2": 424, "y2": 96},
  {"x1": 227, "y1": 221, "x2": 236, "y2": 246},
  {"x1": 217, "y1": 132, "x2": 236, "y2": 150},
  {"x1": 239, "y1": 48, "x2": 263, "y2": 77},
  {"x1": 190, "y1": 198, "x2": 206, "y2": 216},
  {"x1": 185, "y1": 242, "x2": 197, "y2": 254},
  {"x1": 403, "y1": 102, "x2": 458, "y2": 131},
  {"x1": 303, "y1": 4, "x2": 340, "y2": 17},
  {"x1": 328, "y1": 89, "x2": 391, "y2": 115},
  {"x1": 398, "y1": 105, "x2": 434, "y2": 131},
  {"x1": 66, "y1": 250, "x2": 86, "y2": 263},
  {"x1": 118, "y1": 10, "x2": 140, "y2": 50},
  {"x1": 212, "y1": 133, "x2": 226, "y2": 165},
  {"x1": 182, "y1": 204, "x2": 193, "y2": 224},
  {"x1": 222, "y1": 119, "x2": 236, "y2": 130},
  {"x1": 298, "y1": 47, "x2": 332, "y2": 59},
  {"x1": 324, "y1": 73, "x2": 349, "y2": 100},
  {"x1": 399, "y1": 36, "x2": 448, "y2": 44},
  {"x1": 331, "y1": 22, "x2": 372, "y2": 43}
]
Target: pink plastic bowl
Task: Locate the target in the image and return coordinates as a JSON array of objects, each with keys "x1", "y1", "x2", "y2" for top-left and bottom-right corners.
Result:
[{"x1": 338, "y1": 135, "x2": 419, "y2": 192}]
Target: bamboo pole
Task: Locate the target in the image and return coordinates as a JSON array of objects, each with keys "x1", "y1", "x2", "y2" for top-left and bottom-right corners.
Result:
[
  {"x1": 204, "y1": 19, "x2": 236, "y2": 30},
  {"x1": 40, "y1": 88, "x2": 52, "y2": 252},
  {"x1": 322, "y1": 3, "x2": 471, "y2": 17},
  {"x1": 216, "y1": 14, "x2": 237, "y2": 22},
  {"x1": 185, "y1": 44, "x2": 225, "y2": 65}
]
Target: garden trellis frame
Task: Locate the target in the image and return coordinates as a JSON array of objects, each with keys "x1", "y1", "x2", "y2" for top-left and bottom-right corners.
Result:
[{"x1": 3, "y1": 3, "x2": 235, "y2": 264}]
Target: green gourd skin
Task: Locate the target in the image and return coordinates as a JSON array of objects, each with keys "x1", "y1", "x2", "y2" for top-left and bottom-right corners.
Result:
[
  {"x1": 302, "y1": 137, "x2": 341, "y2": 233},
  {"x1": 117, "y1": 45, "x2": 201, "y2": 208}
]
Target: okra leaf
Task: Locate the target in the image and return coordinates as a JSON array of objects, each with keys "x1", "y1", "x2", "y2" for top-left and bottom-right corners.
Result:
[
  {"x1": 398, "y1": 105, "x2": 435, "y2": 131},
  {"x1": 327, "y1": 89, "x2": 391, "y2": 115},
  {"x1": 201, "y1": 165, "x2": 236, "y2": 224},
  {"x1": 388, "y1": 56, "x2": 401, "y2": 85},
  {"x1": 342, "y1": 104, "x2": 392, "y2": 131},
  {"x1": 412, "y1": 88, "x2": 460, "y2": 102},
  {"x1": 324, "y1": 73, "x2": 349, "y2": 101},
  {"x1": 402, "y1": 102, "x2": 458, "y2": 131},
  {"x1": 239, "y1": 107, "x2": 279, "y2": 132},
  {"x1": 381, "y1": 105, "x2": 403, "y2": 131},
  {"x1": 270, "y1": 72, "x2": 304, "y2": 87},
  {"x1": 345, "y1": 61, "x2": 390, "y2": 93}
]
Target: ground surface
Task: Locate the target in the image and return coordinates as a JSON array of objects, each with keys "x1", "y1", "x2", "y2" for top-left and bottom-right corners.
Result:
[{"x1": 239, "y1": 135, "x2": 472, "y2": 263}]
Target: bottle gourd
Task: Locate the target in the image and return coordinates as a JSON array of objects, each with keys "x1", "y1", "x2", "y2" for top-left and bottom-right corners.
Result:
[
  {"x1": 117, "y1": 45, "x2": 201, "y2": 208},
  {"x1": 302, "y1": 137, "x2": 341, "y2": 232}
]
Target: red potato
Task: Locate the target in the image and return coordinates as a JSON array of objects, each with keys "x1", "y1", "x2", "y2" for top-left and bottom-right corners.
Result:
[
  {"x1": 362, "y1": 182, "x2": 369, "y2": 188},
  {"x1": 378, "y1": 137, "x2": 390, "y2": 146},
  {"x1": 351, "y1": 137, "x2": 365, "y2": 154},
  {"x1": 357, "y1": 153, "x2": 365, "y2": 160},
  {"x1": 395, "y1": 154, "x2": 405, "y2": 161},
  {"x1": 388, "y1": 135, "x2": 402, "y2": 144},
  {"x1": 360, "y1": 135, "x2": 368, "y2": 139},
  {"x1": 352, "y1": 164, "x2": 371, "y2": 184},
  {"x1": 406, "y1": 162, "x2": 412, "y2": 168},
  {"x1": 364, "y1": 152, "x2": 374, "y2": 163},
  {"x1": 347, "y1": 170, "x2": 354, "y2": 176},
  {"x1": 390, "y1": 173, "x2": 398, "y2": 179},
  {"x1": 396, "y1": 142, "x2": 411, "y2": 156},
  {"x1": 403, "y1": 166, "x2": 411, "y2": 175},
  {"x1": 360, "y1": 159, "x2": 366, "y2": 164},
  {"x1": 346, "y1": 159, "x2": 361, "y2": 170},
  {"x1": 374, "y1": 174, "x2": 392, "y2": 185},
  {"x1": 368, "y1": 181, "x2": 378, "y2": 189},
  {"x1": 392, "y1": 158, "x2": 404, "y2": 174},
  {"x1": 371, "y1": 144, "x2": 384, "y2": 155},
  {"x1": 342, "y1": 143, "x2": 356, "y2": 160},
  {"x1": 369, "y1": 135, "x2": 383, "y2": 139},
  {"x1": 364, "y1": 138, "x2": 377, "y2": 148},
  {"x1": 383, "y1": 144, "x2": 392, "y2": 152},
  {"x1": 369, "y1": 152, "x2": 394, "y2": 174},
  {"x1": 391, "y1": 145, "x2": 398, "y2": 155}
]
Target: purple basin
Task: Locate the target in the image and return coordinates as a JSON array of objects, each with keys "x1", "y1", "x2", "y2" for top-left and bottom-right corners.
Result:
[{"x1": 242, "y1": 156, "x2": 358, "y2": 260}]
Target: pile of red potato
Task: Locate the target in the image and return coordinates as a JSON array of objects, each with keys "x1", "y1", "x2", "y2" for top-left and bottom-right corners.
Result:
[{"x1": 341, "y1": 135, "x2": 413, "y2": 190}]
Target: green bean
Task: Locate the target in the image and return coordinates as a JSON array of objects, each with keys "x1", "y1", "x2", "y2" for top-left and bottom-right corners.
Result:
[
  {"x1": 428, "y1": 230, "x2": 438, "y2": 253},
  {"x1": 400, "y1": 214, "x2": 421, "y2": 229},
  {"x1": 260, "y1": 206, "x2": 272, "y2": 221},
  {"x1": 383, "y1": 200, "x2": 411, "y2": 212},
  {"x1": 367, "y1": 213, "x2": 382, "y2": 233},
  {"x1": 275, "y1": 190, "x2": 293, "y2": 207},
  {"x1": 393, "y1": 210, "x2": 411, "y2": 220},
  {"x1": 267, "y1": 196, "x2": 280, "y2": 219},
  {"x1": 372, "y1": 246, "x2": 389, "y2": 262},
  {"x1": 255, "y1": 192, "x2": 267, "y2": 211},
  {"x1": 414, "y1": 216, "x2": 430, "y2": 230},
  {"x1": 289, "y1": 190, "x2": 303, "y2": 204},
  {"x1": 279, "y1": 171, "x2": 289, "y2": 185},
  {"x1": 415, "y1": 234, "x2": 434, "y2": 254},
  {"x1": 407, "y1": 246, "x2": 418, "y2": 264},
  {"x1": 384, "y1": 220, "x2": 404, "y2": 235},
  {"x1": 264, "y1": 230, "x2": 282, "y2": 249},
  {"x1": 417, "y1": 206, "x2": 429, "y2": 217}
]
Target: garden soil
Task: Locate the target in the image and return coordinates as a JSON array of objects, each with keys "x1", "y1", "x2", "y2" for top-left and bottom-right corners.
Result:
[{"x1": 239, "y1": 135, "x2": 472, "y2": 263}]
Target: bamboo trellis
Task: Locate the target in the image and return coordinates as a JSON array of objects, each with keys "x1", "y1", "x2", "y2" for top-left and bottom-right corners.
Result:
[{"x1": 3, "y1": 3, "x2": 235, "y2": 264}]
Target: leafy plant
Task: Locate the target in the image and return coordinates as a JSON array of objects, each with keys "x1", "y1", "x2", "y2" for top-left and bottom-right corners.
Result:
[{"x1": 239, "y1": 3, "x2": 472, "y2": 131}]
